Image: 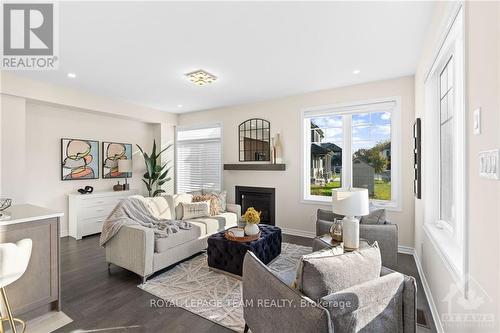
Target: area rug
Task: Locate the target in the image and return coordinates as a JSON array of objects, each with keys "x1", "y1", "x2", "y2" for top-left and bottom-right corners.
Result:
[{"x1": 139, "y1": 243, "x2": 311, "y2": 332}]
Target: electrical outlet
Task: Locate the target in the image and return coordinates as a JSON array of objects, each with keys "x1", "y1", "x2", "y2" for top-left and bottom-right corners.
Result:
[{"x1": 479, "y1": 149, "x2": 499, "y2": 180}]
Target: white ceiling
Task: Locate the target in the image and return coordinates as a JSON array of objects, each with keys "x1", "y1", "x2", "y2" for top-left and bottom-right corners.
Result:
[{"x1": 16, "y1": 1, "x2": 433, "y2": 113}]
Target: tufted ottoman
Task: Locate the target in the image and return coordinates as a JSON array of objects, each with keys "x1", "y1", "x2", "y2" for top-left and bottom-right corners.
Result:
[{"x1": 207, "y1": 225, "x2": 282, "y2": 277}]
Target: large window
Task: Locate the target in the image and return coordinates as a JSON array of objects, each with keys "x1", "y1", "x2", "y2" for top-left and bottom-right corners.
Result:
[
  {"x1": 302, "y1": 98, "x2": 400, "y2": 209},
  {"x1": 423, "y1": 6, "x2": 465, "y2": 278},
  {"x1": 176, "y1": 124, "x2": 222, "y2": 193}
]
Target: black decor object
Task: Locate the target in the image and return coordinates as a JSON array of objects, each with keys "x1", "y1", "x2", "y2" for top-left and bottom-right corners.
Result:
[
  {"x1": 414, "y1": 118, "x2": 422, "y2": 199},
  {"x1": 77, "y1": 186, "x2": 94, "y2": 195},
  {"x1": 235, "y1": 186, "x2": 275, "y2": 225},
  {"x1": 207, "y1": 225, "x2": 282, "y2": 276},
  {"x1": 238, "y1": 118, "x2": 271, "y2": 162}
]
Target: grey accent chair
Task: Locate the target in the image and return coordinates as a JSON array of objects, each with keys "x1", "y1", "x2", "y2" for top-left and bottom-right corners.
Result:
[
  {"x1": 316, "y1": 209, "x2": 399, "y2": 270},
  {"x1": 242, "y1": 251, "x2": 416, "y2": 333}
]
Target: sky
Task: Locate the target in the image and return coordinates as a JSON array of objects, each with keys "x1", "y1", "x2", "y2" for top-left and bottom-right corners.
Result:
[{"x1": 311, "y1": 111, "x2": 391, "y2": 152}]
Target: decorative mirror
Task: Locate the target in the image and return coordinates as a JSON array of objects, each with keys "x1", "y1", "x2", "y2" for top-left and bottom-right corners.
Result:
[{"x1": 239, "y1": 118, "x2": 271, "y2": 161}]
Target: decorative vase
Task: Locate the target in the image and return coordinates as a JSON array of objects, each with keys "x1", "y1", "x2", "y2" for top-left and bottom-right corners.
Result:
[
  {"x1": 274, "y1": 133, "x2": 283, "y2": 164},
  {"x1": 244, "y1": 223, "x2": 260, "y2": 236},
  {"x1": 329, "y1": 218, "x2": 343, "y2": 242}
]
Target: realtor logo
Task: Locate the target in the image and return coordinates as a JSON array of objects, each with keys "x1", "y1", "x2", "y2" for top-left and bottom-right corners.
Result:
[{"x1": 1, "y1": 2, "x2": 58, "y2": 69}]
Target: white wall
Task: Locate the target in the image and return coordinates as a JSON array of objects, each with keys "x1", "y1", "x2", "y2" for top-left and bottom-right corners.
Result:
[
  {"x1": 414, "y1": 2, "x2": 500, "y2": 332},
  {"x1": 23, "y1": 102, "x2": 158, "y2": 235},
  {"x1": 179, "y1": 76, "x2": 416, "y2": 247},
  {"x1": 0, "y1": 74, "x2": 177, "y2": 236}
]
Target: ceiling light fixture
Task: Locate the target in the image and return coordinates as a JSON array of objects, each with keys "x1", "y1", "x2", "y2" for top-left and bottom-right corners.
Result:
[
  {"x1": 352, "y1": 69, "x2": 361, "y2": 75},
  {"x1": 67, "y1": 72, "x2": 76, "y2": 78},
  {"x1": 185, "y1": 69, "x2": 217, "y2": 86},
  {"x1": 177, "y1": 104, "x2": 183, "y2": 108}
]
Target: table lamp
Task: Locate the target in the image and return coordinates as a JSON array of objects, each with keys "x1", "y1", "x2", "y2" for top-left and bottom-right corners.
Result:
[
  {"x1": 331, "y1": 188, "x2": 369, "y2": 250},
  {"x1": 118, "y1": 159, "x2": 132, "y2": 190}
]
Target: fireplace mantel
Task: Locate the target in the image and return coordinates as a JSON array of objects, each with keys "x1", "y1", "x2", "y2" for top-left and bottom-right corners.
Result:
[{"x1": 224, "y1": 163, "x2": 285, "y2": 171}]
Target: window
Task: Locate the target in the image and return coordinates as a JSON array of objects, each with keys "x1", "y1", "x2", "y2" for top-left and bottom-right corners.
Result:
[
  {"x1": 423, "y1": 6, "x2": 465, "y2": 278},
  {"x1": 439, "y1": 57, "x2": 455, "y2": 229},
  {"x1": 302, "y1": 98, "x2": 401, "y2": 209},
  {"x1": 176, "y1": 124, "x2": 222, "y2": 193}
]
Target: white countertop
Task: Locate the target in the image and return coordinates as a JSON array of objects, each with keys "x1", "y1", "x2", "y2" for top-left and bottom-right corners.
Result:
[{"x1": 0, "y1": 204, "x2": 64, "y2": 226}]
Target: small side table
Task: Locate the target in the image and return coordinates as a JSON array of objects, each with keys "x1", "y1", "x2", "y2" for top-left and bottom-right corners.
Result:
[{"x1": 312, "y1": 234, "x2": 370, "y2": 253}]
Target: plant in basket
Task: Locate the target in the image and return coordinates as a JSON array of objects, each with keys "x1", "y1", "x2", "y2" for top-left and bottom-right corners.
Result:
[{"x1": 242, "y1": 207, "x2": 261, "y2": 236}]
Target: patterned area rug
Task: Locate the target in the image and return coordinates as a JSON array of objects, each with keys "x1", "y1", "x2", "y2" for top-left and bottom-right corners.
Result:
[{"x1": 139, "y1": 243, "x2": 311, "y2": 332}]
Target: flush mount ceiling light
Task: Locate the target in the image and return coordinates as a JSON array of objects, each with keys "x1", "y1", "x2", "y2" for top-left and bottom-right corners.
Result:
[
  {"x1": 185, "y1": 69, "x2": 217, "y2": 86},
  {"x1": 67, "y1": 72, "x2": 76, "y2": 78},
  {"x1": 352, "y1": 69, "x2": 361, "y2": 75}
]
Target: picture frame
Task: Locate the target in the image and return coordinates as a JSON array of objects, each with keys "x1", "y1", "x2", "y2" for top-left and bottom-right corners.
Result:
[
  {"x1": 102, "y1": 141, "x2": 133, "y2": 179},
  {"x1": 61, "y1": 138, "x2": 99, "y2": 181}
]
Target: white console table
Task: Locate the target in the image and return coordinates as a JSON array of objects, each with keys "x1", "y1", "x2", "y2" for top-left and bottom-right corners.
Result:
[{"x1": 68, "y1": 189, "x2": 138, "y2": 240}]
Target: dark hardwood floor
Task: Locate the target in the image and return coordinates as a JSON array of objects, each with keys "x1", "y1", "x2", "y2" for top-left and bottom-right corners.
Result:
[{"x1": 54, "y1": 234, "x2": 436, "y2": 333}]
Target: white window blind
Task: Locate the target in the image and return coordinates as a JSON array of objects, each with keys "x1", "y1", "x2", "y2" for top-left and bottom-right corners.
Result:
[{"x1": 176, "y1": 125, "x2": 222, "y2": 193}]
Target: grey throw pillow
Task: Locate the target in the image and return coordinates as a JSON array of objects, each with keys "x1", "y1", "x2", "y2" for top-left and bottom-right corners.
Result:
[
  {"x1": 317, "y1": 208, "x2": 344, "y2": 222},
  {"x1": 360, "y1": 208, "x2": 386, "y2": 224},
  {"x1": 296, "y1": 242, "x2": 382, "y2": 301}
]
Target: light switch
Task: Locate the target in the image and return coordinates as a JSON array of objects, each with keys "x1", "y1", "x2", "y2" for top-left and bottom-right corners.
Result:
[
  {"x1": 480, "y1": 149, "x2": 499, "y2": 180},
  {"x1": 473, "y1": 108, "x2": 481, "y2": 135}
]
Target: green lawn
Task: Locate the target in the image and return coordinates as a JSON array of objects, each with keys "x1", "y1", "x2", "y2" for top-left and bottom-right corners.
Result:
[{"x1": 311, "y1": 179, "x2": 391, "y2": 200}]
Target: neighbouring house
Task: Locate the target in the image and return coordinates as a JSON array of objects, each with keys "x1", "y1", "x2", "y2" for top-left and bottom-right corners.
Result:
[
  {"x1": 310, "y1": 124, "x2": 342, "y2": 185},
  {"x1": 353, "y1": 158, "x2": 375, "y2": 195}
]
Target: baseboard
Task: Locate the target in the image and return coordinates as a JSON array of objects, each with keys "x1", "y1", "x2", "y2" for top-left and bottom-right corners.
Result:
[
  {"x1": 280, "y1": 227, "x2": 315, "y2": 239},
  {"x1": 413, "y1": 249, "x2": 445, "y2": 333},
  {"x1": 398, "y1": 245, "x2": 415, "y2": 255},
  {"x1": 60, "y1": 229, "x2": 69, "y2": 237}
]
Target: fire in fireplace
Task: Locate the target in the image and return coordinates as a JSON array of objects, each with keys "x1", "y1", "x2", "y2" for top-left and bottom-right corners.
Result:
[{"x1": 235, "y1": 186, "x2": 275, "y2": 225}]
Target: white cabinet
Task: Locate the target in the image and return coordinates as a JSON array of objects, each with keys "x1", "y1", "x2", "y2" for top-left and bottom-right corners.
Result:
[{"x1": 68, "y1": 189, "x2": 138, "y2": 239}]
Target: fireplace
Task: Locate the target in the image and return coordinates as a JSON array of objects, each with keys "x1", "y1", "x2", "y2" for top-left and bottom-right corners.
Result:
[{"x1": 235, "y1": 186, "x2": 275, "y2": 225}]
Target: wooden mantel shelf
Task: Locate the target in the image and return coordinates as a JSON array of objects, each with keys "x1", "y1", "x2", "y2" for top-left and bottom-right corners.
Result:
[{"x1": 224, "y1": 163, "x2": 286, "y2": 171}]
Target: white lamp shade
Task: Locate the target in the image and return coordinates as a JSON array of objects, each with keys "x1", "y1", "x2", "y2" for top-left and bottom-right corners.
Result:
[
  {"x1": 118, "y1": 159, "x2": 132, "y2": 173},
  {"x1": 331, "y1": 188, "x2": 369, "y2": 216}
]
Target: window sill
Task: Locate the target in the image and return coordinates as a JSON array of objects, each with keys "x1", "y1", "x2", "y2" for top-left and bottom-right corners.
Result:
[
  {"x1": 423, "y1": 222, "x2": 463, "y2": 280},
  {"x1": 302, "y1": 197, "x2": 401, "y2": 212}
]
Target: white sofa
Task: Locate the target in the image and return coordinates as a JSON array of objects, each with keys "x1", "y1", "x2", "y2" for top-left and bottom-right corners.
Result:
[{"x1": 105, "y1": 194, "x2": 241, "y2": 282}]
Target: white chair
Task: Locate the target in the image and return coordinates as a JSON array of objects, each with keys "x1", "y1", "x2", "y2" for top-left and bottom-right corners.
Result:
[{"x1": 0, "y1": 239, "x2": 32, "y2": 333}]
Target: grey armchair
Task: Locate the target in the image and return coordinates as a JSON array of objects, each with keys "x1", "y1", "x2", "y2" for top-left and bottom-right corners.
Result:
[
  {"x1": 242, "y1": 251, "x2": 416, "y2": 333},
  {"x1": 316, "y1": 209, "x2": 399, "y2": 269}
]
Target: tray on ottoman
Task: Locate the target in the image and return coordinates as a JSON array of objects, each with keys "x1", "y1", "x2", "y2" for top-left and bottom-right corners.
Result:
[{"x1": 207, "y1": 224, "x2": 282, "y2": 277}]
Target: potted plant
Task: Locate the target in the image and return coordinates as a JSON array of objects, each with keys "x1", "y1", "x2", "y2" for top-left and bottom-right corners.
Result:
[
  {"x1": 137, "y1": 140, "x2": 171, "y2": 197},
  {"x1": 242, "y1": 207, "x2": 261, "y2": 236}
]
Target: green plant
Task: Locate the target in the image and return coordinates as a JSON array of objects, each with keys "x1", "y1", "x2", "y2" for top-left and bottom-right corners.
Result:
[{"x1": 137, "y1": 140, "x2": 171, "y2": 197}]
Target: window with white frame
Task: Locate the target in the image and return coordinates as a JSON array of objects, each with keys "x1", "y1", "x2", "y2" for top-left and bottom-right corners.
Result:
[
  {"x1": 302, "y1": 98, "x2": 401, "y2": 209},
  {"x1": 176, "y1": 124, "x2": 222, "y2": 193},
  {"x1": 423, "y1": 6, "x2": 465, "y2": 277}
]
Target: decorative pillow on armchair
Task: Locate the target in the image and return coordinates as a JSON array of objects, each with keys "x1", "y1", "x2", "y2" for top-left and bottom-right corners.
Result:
[
  {"x1": 360, "y1": 208, "x2": 386, "y2": 224},
  {"x1": 295, "y1": 242, "x2": 382, "y2": 301}
]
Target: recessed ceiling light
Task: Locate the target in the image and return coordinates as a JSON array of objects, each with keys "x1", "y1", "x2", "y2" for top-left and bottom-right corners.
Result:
[
  {"x1": 185, "y1": 69, "x2": 217, "y2": 86},
  {"x1": 177, "y1": 104, "x2": 183, "y2": 108},
  {"x1": 352, "y1": 69, "x2": 361, "y2": 75},
  {"x1": 67, "y1": 72, "x2": 76, "y2": 78}
]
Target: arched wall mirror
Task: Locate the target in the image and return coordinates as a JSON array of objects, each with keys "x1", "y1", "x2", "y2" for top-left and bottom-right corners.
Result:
[{"x1": 239, "y1": 118, "x2": 270, "y2": 161}]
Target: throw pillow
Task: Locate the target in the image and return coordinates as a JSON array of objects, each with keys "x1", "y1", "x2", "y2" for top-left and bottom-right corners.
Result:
[
  {"x1": 360, "y1": 208, "x2": 386, "y2": 224},
  {"x1": 203, "y1": 190, "x2": 227, "y2": 212},
  {"x1": 295, "y1": 242, "x2": 381, "y2": 301},
  {"x1": 192, "y1": 194, "x2": 220, "y2": 216},
  {"x1": 181, "y1": 201, "x2": 210, "y2": 219}
]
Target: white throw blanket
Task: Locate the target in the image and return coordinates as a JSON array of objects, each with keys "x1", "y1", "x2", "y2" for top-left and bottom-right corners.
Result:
[{"x1": 100, "y1": 197, "x2": 192, "y2": 246}]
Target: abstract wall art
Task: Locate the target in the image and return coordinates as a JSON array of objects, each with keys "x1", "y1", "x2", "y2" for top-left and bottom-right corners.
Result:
[
  {"x1": 61, "y1": 138, "x2": 99, "y2": 180},
  {"x1": 102, "y1": 142, "x2": 132, "y2": 179}
]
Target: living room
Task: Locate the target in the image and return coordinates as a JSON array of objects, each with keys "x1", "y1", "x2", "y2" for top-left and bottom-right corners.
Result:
[{"x1": 0, "y1": 1, "x2": 499, "y2": 333}]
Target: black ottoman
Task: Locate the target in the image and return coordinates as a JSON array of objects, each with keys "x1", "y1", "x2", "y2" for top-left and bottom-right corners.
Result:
[{"x1": 207, "y1": 225, "x2": 282, "y2": 276}]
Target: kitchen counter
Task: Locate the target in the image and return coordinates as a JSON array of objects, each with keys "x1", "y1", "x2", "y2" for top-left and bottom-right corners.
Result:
[{"x1": 0, "y1": 204, "x2": 63, "y2": 320}]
